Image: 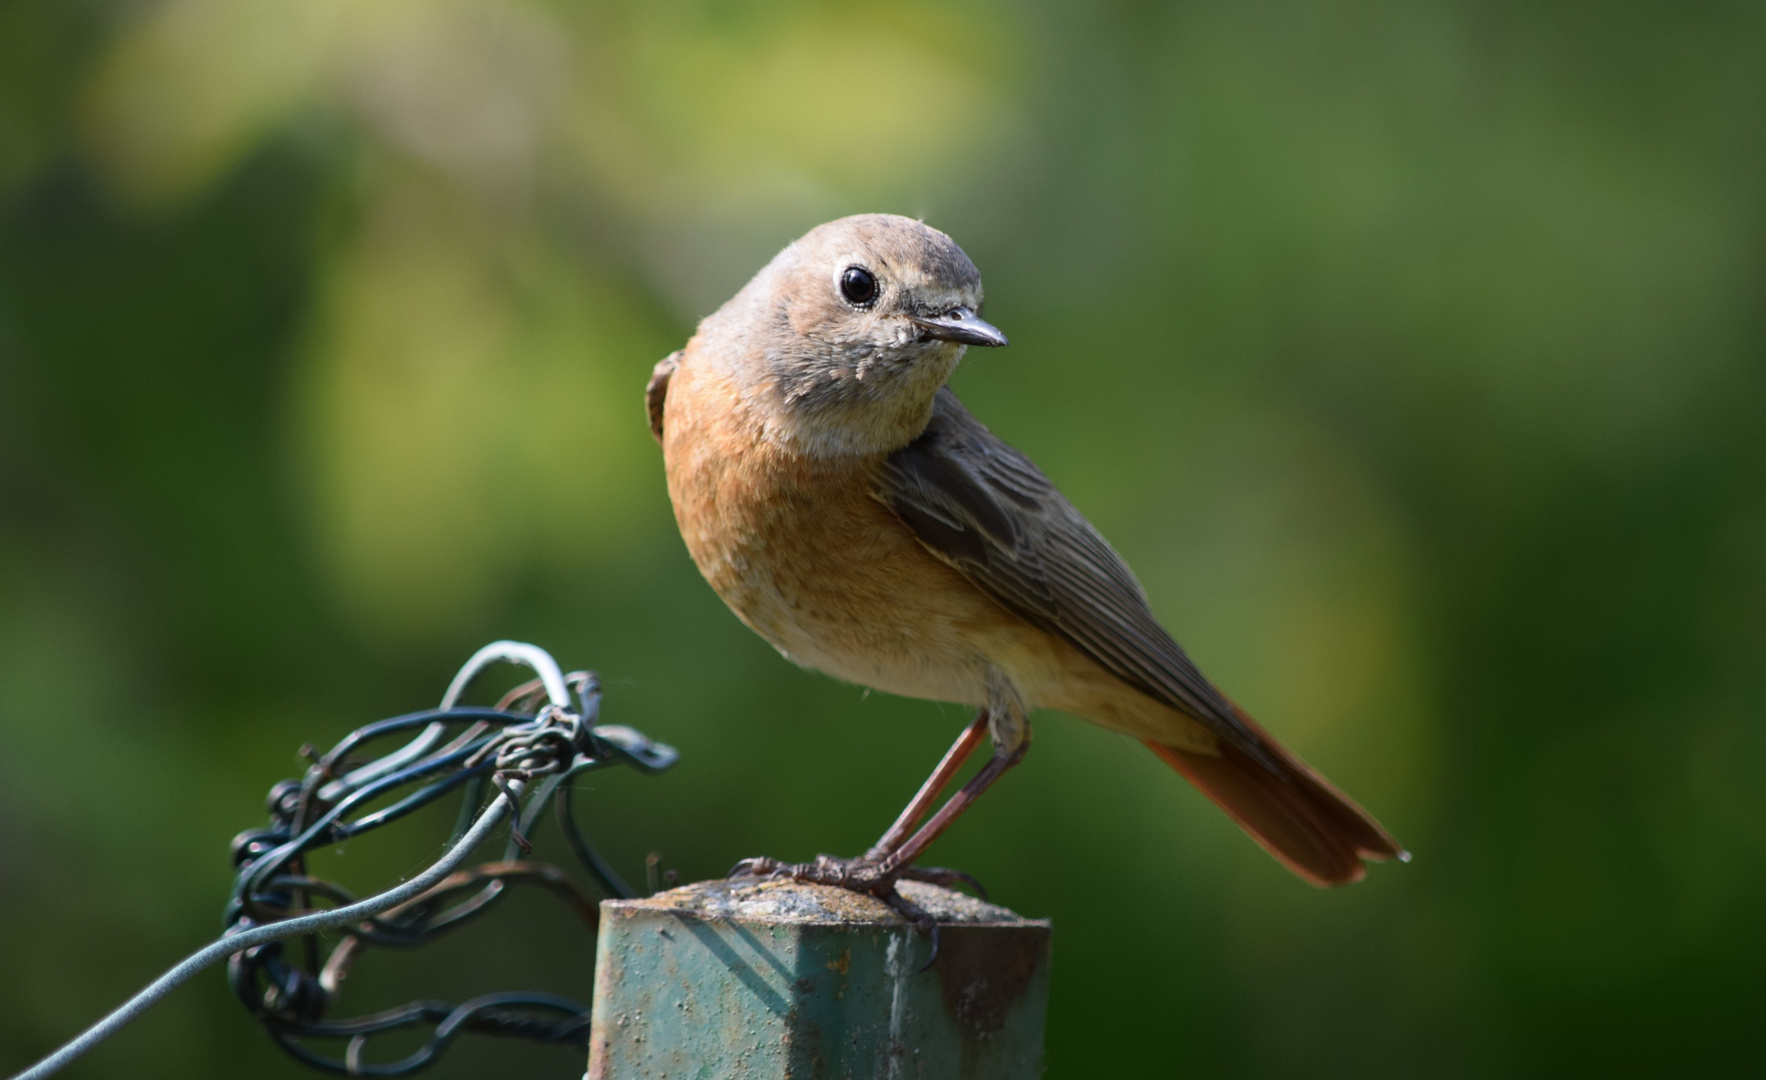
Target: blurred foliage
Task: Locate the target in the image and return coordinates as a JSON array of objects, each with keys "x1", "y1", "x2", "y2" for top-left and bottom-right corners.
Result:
[{"x1": 2, "y1": 0, "x2": 1764, "y2": 1076}]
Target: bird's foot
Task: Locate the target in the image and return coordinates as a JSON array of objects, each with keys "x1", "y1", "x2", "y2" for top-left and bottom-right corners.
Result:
[
  {"x1": 729, "y1": 854, "x2": 980, "y2": 971},
  {"x1": 896, "y1": 865, "x2": 989, "y2": 903},
  {"x1": 727, "y1": 855, "x2": 988, "y2": 901},
  {"x1": 728, "y1": 853, "x2": 894, "y2": 895}
]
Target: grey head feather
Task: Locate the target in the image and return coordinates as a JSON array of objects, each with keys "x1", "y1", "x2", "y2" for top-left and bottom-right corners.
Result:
[{"x1": 691, "y1": 214, "x2": 991, "y2": 457}]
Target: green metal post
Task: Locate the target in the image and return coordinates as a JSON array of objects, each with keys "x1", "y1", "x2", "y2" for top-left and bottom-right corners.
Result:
[{"x1": 587, "y1": 879, "x2": 1051, "y2": 1079}]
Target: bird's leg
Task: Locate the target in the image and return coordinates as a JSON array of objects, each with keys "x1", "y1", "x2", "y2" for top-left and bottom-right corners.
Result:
[
  {"x1": 729, "y1": 690, "x2": 1029, "y2": 902},
  {"x1": 863, "y1": 710, "x2": 991, "y2": 862},
  {"x1": 874, "y1": 720, "x2": 1029, "y2": 881}
]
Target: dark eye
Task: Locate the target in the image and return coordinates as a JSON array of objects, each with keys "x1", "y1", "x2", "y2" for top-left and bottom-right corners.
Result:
[{"x1": 840, "y1": 265, "x2": 878, "y2": 306}]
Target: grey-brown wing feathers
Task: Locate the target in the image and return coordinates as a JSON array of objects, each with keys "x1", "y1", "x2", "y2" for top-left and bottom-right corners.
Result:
[
  {"x1": 646, "y1": 350, "x2": 681, "y2": 444},
  {"x1": 878, "y1": 389, "x2": 1275, "y2": 767}
]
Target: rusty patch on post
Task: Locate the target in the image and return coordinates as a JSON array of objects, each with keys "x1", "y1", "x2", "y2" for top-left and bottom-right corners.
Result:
[
  {"x1": 933, "y1": 925, "x2": 1048, "y2": 1038},
  {"x1": 825, "y1": 948, "x2": 852, "y2": 977}
]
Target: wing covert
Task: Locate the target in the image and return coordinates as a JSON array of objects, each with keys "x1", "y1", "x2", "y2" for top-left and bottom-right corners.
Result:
[
  {"x1": 646, "y1": 350, "x2": 681, "y2": 444},
  {"x1": 878, "y1": 389, "x2": 1271, "y2": 765}
]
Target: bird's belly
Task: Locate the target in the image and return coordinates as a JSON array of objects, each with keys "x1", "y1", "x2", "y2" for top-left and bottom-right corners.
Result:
[
  {"x1": 720, "y1": 518, "x2": 1004, "y2": 707},
  {"x1": 770, "y1": 620, "x2": 987, "y2": 705}
]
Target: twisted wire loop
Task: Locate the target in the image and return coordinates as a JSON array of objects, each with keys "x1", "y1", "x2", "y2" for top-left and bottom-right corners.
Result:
[
  {"x1": 225, "y1": 641, "x2": 679, "y2": 1076},
  {"x1": 4, "y1": 641, "x2": 677, "y2": 1080}
]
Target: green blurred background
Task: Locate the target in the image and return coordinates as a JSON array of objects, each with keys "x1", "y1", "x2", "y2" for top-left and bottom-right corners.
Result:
[{"x1": 3, "y1": 0, "x2": 1763, "y2": 1076}]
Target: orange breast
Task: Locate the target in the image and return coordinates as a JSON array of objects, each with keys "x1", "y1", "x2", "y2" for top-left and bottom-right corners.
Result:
[{"x1": 659, "y1": 358, "x2": 1020, "y2": 706}]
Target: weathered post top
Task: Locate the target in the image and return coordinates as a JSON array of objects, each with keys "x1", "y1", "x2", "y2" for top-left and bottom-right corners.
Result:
[{"x1": 588, "y1": 879, "x2": 1052, "y2": 1079}]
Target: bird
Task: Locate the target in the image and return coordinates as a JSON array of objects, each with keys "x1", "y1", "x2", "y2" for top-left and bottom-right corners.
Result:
[{"x1": 646, "y1": 213, "x2": 1405, "y2": 905}]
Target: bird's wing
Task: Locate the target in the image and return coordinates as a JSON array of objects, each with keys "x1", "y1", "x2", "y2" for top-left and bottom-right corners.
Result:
[
  {"x1": 646, "y1": 350, "x2": 681, "y2": 444},
  {"x1": 876, "y1": 388, "x2": 1270, "y2": 763}
]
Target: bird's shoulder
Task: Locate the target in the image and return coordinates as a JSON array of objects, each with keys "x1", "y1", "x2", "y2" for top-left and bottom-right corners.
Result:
[
  {"x1": 645, "y1": 350, "x2": 681, "y2": 444},
  {"x1": 876, "y1": 387, "x2": 1147, "y2": 617}
]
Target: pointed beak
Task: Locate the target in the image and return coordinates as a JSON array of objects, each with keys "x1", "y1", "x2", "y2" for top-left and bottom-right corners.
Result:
[{"x1": 909, "y1": 306, "x2": 1009, "y2": 348}]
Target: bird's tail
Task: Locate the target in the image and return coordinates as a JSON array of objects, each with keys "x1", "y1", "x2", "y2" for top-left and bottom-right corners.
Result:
[{"x1": 1144, "y1": 704, "x2": 1407, "y2": 887}]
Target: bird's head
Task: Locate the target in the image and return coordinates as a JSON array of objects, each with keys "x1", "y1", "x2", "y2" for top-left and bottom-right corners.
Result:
[{"x1": 695, "y1": 214, "x2": 1007, "y2": 456}]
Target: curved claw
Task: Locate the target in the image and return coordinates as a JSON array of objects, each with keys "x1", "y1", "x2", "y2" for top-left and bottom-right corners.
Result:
[
  {"x1": 879, "y1": 888, "x2": 942, "y2": 971},
  {"x1": 728, "y1": 856, "x2": 784, "y2": 880},
  {"x1": 898, "y1": 865, "x2": 989, "y2": 903}
]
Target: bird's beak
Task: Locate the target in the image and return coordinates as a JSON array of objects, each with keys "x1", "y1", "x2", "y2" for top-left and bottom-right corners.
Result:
[{"x1": 909, "y1": 307, "x2": 1009, "y2": 348}]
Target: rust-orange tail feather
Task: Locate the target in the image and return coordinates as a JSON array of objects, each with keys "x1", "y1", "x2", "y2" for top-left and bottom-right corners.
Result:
[{"x1": 1144, "y1": 704, "x2": 1406, "y2": 887}]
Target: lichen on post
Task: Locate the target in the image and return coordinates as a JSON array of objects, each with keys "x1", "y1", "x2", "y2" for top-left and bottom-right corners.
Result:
[{"x1": 587, "y1": 879, "x2": 1051, "y2": 1079}]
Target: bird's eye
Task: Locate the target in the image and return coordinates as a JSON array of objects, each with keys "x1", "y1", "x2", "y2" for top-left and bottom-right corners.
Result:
[{"x1": 840, "y1": 266, "x2": 878, "y2": 306}]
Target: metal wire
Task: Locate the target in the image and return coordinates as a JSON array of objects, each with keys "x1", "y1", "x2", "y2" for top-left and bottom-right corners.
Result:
[{"x1": 7, "y1": 641, "x2": 677, "y2": 1080}]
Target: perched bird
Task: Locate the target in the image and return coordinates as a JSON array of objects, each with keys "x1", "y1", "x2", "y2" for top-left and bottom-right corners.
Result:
[{"x1": 648, "y1": 214, "x2": 1404, "y2": 902}]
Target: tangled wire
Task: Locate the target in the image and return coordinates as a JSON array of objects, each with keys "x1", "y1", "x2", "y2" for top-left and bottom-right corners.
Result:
[{"x1": 9, "y1": 641, "x2": 677, "y2": 1080}]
